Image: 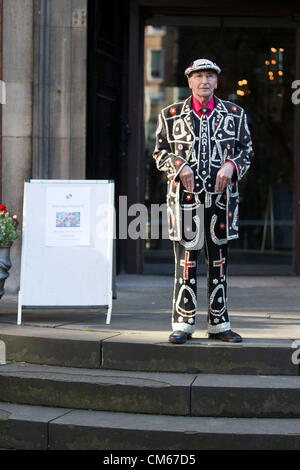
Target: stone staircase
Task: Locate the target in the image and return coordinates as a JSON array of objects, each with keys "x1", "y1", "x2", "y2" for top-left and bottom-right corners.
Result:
[{"x1": 0, "y1": 327, "x2": 299, "y2": 450}]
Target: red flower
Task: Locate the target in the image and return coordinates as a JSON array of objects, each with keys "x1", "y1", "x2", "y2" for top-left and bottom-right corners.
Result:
[
  {"x1": 12, "y1": 214, "x2": 19, "y2": 225},
  {"x1": 0, "y1": 204, "x2": 7, "y2": 213}
]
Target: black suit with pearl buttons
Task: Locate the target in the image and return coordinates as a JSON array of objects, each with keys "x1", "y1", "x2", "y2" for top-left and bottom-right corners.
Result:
[{"x1": 153, "y1": 94, "x2": 253, "y2": 335}]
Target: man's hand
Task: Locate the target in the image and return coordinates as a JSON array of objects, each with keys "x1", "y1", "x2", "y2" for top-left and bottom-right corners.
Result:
[
  {"x1": 215, "y1": 162, "x2": 234, "y2": 192},
  {"x1": 179, "y1": 165, "x2": 194, "y2": 192}
]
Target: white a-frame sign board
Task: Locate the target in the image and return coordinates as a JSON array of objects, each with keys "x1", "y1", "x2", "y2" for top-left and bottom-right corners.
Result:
[{"x1": 18, "y1": 180, "x2": 115, "y2": 325}]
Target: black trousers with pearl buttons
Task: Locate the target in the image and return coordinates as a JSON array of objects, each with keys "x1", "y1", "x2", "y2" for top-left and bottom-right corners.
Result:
[{"x1": 171, "y1": 188, "x2": 231, "y2": 335}]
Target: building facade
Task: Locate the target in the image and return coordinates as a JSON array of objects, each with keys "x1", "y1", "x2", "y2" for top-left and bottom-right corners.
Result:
[{"x1": 1, "y1": 0, "x2": 300, "y2": 294}]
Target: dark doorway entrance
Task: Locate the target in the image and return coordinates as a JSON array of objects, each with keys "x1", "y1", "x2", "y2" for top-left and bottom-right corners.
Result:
[
  {"x1": 144, "y1": 18, "x2": 297, "y2": 275},
  {"x1": 86, "y1": 0, "x2": 130, "y2": 272}
]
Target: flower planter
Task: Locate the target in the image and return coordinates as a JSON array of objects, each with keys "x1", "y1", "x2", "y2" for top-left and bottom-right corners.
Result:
[
  {"x1": 0, "y1": 244, "x2": 12, "y2": 298},
  {"x1": 0, "y1": 205, "x2": 20, "y2": 298}
]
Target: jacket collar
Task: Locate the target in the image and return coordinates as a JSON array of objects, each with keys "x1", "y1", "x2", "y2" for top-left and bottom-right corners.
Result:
[
  {"x1": 180, "y1": 95, "x2": 193, "y2": 116},
  {"x1": 180, "y1": 94, "x2": 229, "y2": 142},
  {"x1": 214, "y1": 95, "x2": 229, "y2": 114},
  {"x1": 181, "y1": 94, "x2": 228, "y2": 116}
]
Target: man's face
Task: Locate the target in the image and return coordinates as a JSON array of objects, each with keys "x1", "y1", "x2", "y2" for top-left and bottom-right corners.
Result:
[{"x1": 187, "y1": 70, "x2": 218, "y2": 101}]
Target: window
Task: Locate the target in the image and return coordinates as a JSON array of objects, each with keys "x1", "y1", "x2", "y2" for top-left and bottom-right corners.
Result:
[
  {"x1": 148, "y1": 49, "x2": 164, "y2": 82},
  {"x1": 145, "y1": 26, "x2": 166, "y2": 36}
]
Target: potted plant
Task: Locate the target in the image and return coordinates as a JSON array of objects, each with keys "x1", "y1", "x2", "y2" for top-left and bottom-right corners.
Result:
[{"x1": 0, "y1": 205, "x2": 20, "y2": 298}]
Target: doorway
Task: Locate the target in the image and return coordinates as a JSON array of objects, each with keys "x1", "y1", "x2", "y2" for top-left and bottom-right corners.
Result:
[
  {"x1": 86, "y1": 0, "x2": 130, "y2": 273},
  {"x1": 143, "y1": 18, "x2": 296, "y2": 275}
]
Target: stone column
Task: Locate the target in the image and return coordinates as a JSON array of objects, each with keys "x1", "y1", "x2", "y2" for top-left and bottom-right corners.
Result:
[
  {"x1": 32, "y1": 0, "x2": 87, "y2": 179},
  {"x1": 2, "y1": 0, "x2": 34, "y2": 294},
  {"x1": 2, "y1": 0, "x2": 87, "y2": 294}
]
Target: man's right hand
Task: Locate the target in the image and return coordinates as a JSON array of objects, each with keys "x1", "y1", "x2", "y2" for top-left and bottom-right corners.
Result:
[{"x1": 179, "y1": 165, "x2": 194, "y2": 192}]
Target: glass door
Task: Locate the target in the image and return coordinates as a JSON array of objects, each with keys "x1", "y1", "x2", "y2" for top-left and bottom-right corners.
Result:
[{"x1": 143, "y1": 21, "x2": 296, "y2": 275}]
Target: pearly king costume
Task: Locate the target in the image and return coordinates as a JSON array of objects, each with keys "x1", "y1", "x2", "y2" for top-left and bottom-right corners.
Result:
[{"x1": 152, "y1": 59, "x2": 254, "y2": 337}]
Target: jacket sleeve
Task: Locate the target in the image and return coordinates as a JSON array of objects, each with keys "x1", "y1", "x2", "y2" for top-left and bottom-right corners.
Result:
[
  {"x1": 226, "y1": 109, "x2": 254, "y2": 181},
  {"x1": 152, "y1": 110, "x2": 189, "y2": 180}
]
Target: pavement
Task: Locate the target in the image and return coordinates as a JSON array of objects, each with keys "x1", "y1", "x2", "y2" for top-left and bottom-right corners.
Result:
[{"x1": 0, "y1": 273, "x2": 300, "y2": 341}]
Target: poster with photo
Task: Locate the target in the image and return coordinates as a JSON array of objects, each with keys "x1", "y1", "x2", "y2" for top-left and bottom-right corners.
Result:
[{"x1": 45, "y1": 186, "x2": 91, "y2": 246}]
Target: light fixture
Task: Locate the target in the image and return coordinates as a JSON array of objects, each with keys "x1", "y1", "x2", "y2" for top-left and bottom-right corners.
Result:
[{"x1": 270, "y1": 47, "x2": 277, "y2": 53}]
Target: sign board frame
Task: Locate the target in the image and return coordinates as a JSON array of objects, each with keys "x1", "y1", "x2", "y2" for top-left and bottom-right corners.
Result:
[{"x1": 17, "y1": 180, "x2": 115, "y2": 325}]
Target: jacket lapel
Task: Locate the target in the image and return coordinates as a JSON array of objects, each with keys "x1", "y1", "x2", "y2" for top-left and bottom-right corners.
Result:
[
  {"x1": 212, "y1": 96, "x2": 230, "y2": 161},
  {"x1": 212, "y1": 96, "x2": 228, "y2": 139},
  {"x1": 180, "y1": 95, "x2": 196, "y2": 138}
]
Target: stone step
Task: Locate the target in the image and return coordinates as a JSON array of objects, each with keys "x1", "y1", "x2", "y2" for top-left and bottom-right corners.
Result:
[
  {"x1": 0, "y1": 401, "x2": 70, "y2": 450},
  {"x1": 101, "y1": 334, "x2": 299, "y2": 376},
  {"x1": 0, "y1": 324, "x2": 121, "y2": 369},
  {"x1": 0, "y1": 326, "x2": 298, "y2": 375},
  {"x1": 1, "y1": 401, "x2": 300, "y2": 450},
  {"x1": 0, "y1": 363, "x2": 300, "y2": 418},
  {"x1": 0, "y1": 363, "x2": 193, "y2": 416}
]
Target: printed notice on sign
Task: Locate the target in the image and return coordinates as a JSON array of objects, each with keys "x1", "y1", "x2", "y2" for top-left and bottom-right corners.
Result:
[{"x1": 45, "y1": 186, "x2": 91, "y2": 246}]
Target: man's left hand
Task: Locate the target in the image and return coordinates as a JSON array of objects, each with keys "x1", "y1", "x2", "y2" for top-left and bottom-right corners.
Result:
[{"x1": 215, "y1": 162, "x2": 234, "y2": 192}]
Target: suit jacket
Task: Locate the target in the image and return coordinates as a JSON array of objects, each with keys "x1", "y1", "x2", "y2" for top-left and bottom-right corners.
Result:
[{"x1": 153, "y1": 94, "x2": 254, "y2": 243}]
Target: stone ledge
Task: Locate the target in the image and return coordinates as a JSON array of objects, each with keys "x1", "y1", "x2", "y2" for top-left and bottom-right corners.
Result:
[
  {"x1": 101, "y1": 335, "x2": 299, "y2": 375},
  {"x1": 49, "y1": 408, "x2": 300, "y2": 450},
  {"x1": 0, "y1": 323, "x2": 298, "y2": 374},
  {"x1": 1, "y1": 363, "x2": 300, "y2": 418},
  {"x1": 0, "y1": 363, "x2": 194, "y2": 416},
  {"x1": 0, "y1": 402, "x2": 71, "y2": 450},
  {"x1": 0, "y1": 324, "x2": 121, "y2": 368}
]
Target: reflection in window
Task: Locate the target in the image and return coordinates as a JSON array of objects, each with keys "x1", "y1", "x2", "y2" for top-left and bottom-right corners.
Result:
[
  {"x1": 146, "y1": 26, "x2": 167, "y2": 36},
  {"x1": 149, "y1": 49, "x2": 164, "y2": 81},
  {"x1": 144, "y1": 24, "x2": 295, "y2": 272}
]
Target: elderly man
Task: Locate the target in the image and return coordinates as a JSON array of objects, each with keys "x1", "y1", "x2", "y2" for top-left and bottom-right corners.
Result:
[{"x1": 153, "y1": 58, "x2": 254, "y2": 344}]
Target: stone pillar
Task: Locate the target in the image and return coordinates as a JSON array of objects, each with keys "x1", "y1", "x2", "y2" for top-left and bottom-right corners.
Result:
[
  {"x1": 32, "y1": 0, "x2": 87, "y2": 180},
  {"x1": 2, "y1": 0, "x2": 87, "y2": 294},
  {"x1": 2, "y1": 0, "x2": 34, "y2": 294}
]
